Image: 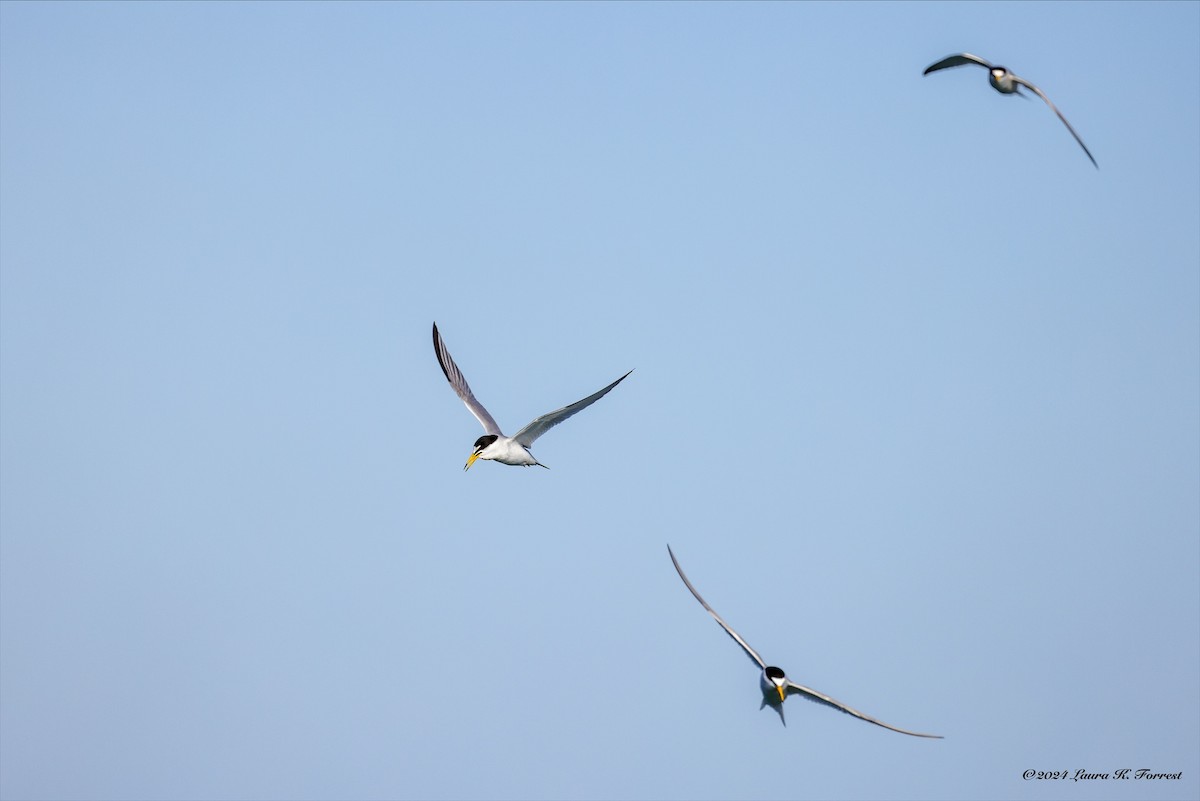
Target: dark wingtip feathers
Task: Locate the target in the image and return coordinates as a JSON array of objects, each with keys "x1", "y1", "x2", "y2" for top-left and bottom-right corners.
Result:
[{"x1": 431, "y1": 322, "x2": 455, "y2": 385}]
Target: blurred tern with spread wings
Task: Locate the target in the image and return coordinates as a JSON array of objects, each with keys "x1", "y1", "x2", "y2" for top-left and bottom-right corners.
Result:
[
  {"x1": 668, "y1": 545, "x2": 943, "y2": 737},
  {"x1": 432, "y1": 323, "x2": 631, "y2": 470},
  {"x1": 923, "y1": 52, "x2": 1097, "y2": 168}
]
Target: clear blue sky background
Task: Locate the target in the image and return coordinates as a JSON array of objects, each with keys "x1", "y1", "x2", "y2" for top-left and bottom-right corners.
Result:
[{"x1": 2, "y1": 2, "x2": 1197, "y2": 800}]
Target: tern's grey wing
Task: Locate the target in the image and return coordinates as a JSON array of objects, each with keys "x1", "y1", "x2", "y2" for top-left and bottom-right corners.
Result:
[
  {"x1": 923, "y1": 52, "x2": 993, "y2": 74},
  {"x1": 667, "y1": 545, "x2": 767, "y2": 671},
  {"x1": 432, "y1": 323, "x2": 502, "y2": 436},
  {"x1": 510, "y1": 370, "x2": 632, "y2": 447},
  {"x1": 785, "y1": 681, "x2": 943, "y2": 739},
  {"x1": 1011, "y1": 75, "x2": 1098, "y2": 168}
]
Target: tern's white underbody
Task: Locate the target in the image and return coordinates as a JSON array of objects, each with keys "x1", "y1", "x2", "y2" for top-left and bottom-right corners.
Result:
[{"x1": 475, "y1": 437, "x2": 542, "y2": 467}]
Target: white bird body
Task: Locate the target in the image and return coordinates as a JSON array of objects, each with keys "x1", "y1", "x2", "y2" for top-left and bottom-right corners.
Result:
[
  {"x1": 473, "y1": 434, "x2": 542, "y2": 467},
  {"x1": 988, "y1": 67, "x2": 1019, "y2": 94}
]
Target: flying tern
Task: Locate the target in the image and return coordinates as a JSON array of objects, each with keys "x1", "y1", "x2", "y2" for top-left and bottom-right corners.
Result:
[
  {"x1": 668, "y1": 545, "x2": 943, "y2": 737},
  {"x1": 923, "y1": 52, "x2": 1097, "y2": 168},
  {"x1": 432, "y1": 322, "x2": 631, "y2": 470}
]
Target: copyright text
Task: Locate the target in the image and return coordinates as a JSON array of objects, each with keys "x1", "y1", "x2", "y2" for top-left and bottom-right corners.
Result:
[{"x1": 1023, "y1": 768, "x2": 1182, "y2": 782}]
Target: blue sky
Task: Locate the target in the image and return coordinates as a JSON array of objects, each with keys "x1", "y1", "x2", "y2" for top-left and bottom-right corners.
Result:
[{"x1": 1, "y1": 2, "x2": 1197, "y2": 800}]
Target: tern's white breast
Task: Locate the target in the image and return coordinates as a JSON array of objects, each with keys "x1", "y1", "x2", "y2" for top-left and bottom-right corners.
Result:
[{"x1": 483, "y1": 437, "x2": 540, "y2": 466}]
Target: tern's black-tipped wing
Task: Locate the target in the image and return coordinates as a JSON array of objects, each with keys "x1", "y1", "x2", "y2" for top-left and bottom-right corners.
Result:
[
  {"x1": 510, "y1": 370, "x2": 632, "y2": 448},
  {"x1": 1011, "y1": 75, "x2": 1098, "y2": 168},
  {"x1": 667, "y1": 545, "x2": 767, "y2": 670},
  {"x1": 432, "y1": 323, "x2": 503, "y2": 436},
  {"x1": 923, "y1": 52, "x2": 994, "y2": 75},
  {"x1": 785, "y1": 681, "x2": 943, "y2": 739}
]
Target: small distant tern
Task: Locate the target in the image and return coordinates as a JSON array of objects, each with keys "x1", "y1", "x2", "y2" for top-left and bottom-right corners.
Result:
[
  {"x1": 433, "y1": 323, "x2": 631, "y2": 470},
  {"x1": 668, "y1": 545, "x2": 943, "y2": 737},
  {"x1": 923, "y1": 52, "x2": 1097, "y2": 168}
]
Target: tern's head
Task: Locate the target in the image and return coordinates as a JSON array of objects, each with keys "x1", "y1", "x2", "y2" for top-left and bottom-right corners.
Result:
[
  {"x1": 464, "y1": 434, "x2": 499, "y2": 470},
  {"x1": 763, "y1": 666, "x2": 788, "y2": 704},
  {"x1": 987, "y1": 67, "x2": 1017, "y2": 94}
]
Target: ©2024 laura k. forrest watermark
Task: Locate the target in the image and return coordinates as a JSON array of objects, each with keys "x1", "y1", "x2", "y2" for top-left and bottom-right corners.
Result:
[{"x1": 1023, "y1": 768, "x2": 1183, "y2": 783}]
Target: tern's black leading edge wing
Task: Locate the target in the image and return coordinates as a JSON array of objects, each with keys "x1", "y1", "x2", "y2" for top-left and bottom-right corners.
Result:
[
  {"x1": 785, "y1": 681, "x2": 943, "y2": 739},
  {"x1": 1011, "y1": 75, "x2": 1099, "y2": 168},
  {"x1": 923, "y1": 52, "x2": 993, "y2": 75},
  {"x1": 511, "y1": 370, "x2": 632, "y2": 448},
  {"x1": 668, "y1": 545, "x2": 767, "y2": 670},
  {"x1": 432, "y1": 323, "x2": 503, "y2": 436}
]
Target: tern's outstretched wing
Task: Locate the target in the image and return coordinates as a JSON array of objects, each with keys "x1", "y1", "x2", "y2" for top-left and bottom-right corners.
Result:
[
  {"x1": 510, "y1": 370, "x2": 632, "y2": 447},
  {"x1": 667, "y1": 545, "x2": 767, "y2": 671},
  {"x1": 785, "y1": 681, "x2": 943, "y2": 739},
  {"x1": 923, "y1": 52, "x2": 993, "y2": 75},
  {"x1": 1011, "y1": 75, "x2": 1098, "y2": 168},
  {"x1": 432, "y1": 323, "x2": 502, "y2": 436}
]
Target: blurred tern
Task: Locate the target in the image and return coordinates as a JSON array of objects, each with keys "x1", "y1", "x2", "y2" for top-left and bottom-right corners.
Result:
[
  {"x1": 923, "y1": 52, "x2": 1097, "y2": 168},
  {"x1": 432, "y1": 322, "x2": 631, "y2": 470},
  {"x1": 668, "y1": 545, "x2": 943, "y2": 737}
]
